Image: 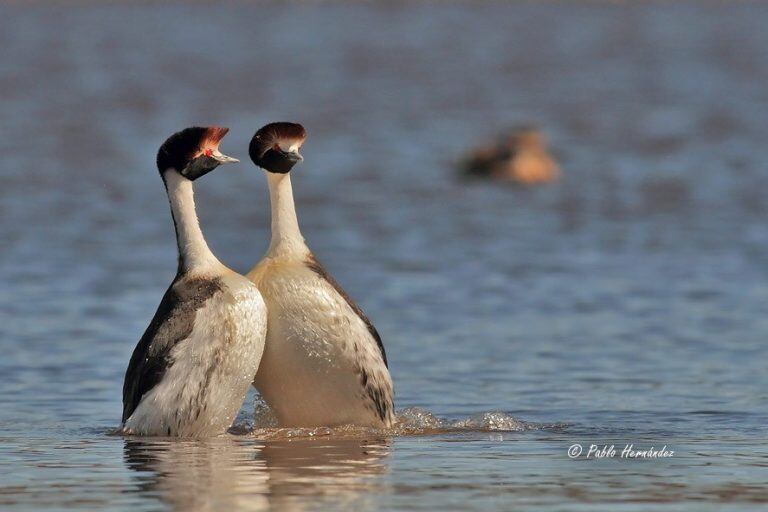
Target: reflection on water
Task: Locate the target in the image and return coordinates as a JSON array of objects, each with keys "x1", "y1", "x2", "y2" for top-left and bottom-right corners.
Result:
[
  {"x1": 123, "y1": 436, "x2": 389, "y2": 511},
  {"x1": 118, "y1": 408, "x2": 541, "y2": 511},
  {"x1": 259, "y1": 438, "x2": 389, "y2": 509}
]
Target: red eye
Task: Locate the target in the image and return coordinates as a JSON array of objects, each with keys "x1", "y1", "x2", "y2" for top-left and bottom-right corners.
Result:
[
  {"x1": 273, "y1": 144, "x2": 281, "y2": 152},
  {"x1": 204, "y1": 148, "x2": 213, "y2": 157}
]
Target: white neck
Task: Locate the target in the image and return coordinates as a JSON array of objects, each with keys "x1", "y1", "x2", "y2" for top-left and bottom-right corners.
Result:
[
  {"x1": 266, "y1": 172, "x2": 308, "y2": 258},
  {"x1": 164, "y1": 170, "x2": 221, "y2": 273}
]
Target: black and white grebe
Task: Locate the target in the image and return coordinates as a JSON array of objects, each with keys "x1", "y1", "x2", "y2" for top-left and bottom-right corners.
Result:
[
  {"x1": 122, "y1": 126, "x2": 267, "y2": 437},
  {"x1": 246, "y1": 122, "x2": 395, "y2": 428}
]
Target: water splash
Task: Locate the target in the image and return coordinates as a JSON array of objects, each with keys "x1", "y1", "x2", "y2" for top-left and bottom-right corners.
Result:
[
  {"x1": 252, "y1": 394, "x2": 278, "y2": 429},
  {"x1": 451, "y1": 411, "x2": 529, "y2": 431},
  {"x1": 246, "y1": 404, "x2": 564, "y2": 440},
  {"x1": 395, "y1": 407, "x2": 446, "y2": 429}
]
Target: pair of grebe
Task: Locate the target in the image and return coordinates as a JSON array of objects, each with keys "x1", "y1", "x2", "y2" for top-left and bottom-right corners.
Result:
[{"x1": 121, "y1": 124, "x2": 394, "y2": 437}]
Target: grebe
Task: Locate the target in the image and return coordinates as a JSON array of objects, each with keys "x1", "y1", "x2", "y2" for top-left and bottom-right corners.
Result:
[
  {"x1": 122, "y1": 126, "x2": 267, "y2": 437},
  {"x1": 246, "y1": 122, "x2": 394, "y2": 428},
  {"x1": 460, "y1": 125, "x2": 560, "y2": 184}
]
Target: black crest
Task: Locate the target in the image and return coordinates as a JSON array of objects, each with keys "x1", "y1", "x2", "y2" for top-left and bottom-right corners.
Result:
[
  {"x1": 248, "y1": 122, "x2": 306, "y2": 174},
  {"x1": 156, "y1": 126, "x2": 229, "y2": 179}
]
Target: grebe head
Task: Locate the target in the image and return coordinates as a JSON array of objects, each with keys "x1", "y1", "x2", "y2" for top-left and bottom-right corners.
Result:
[
  {"x1": 156, "y1": 126, "x2": 239, "y2": 180},
  {"x1": 248, "y1": 122, "x2": 306, "y2": 174}
]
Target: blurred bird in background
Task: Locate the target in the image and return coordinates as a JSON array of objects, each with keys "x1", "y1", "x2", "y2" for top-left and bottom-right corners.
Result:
[{"x1": 460, "y1": 125, "x2": 560, "y2": 185}]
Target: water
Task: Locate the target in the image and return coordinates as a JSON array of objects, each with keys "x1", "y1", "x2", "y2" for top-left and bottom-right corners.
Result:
[{"x1": 1, "y1": 0, "x2": 767, "y2": 510}]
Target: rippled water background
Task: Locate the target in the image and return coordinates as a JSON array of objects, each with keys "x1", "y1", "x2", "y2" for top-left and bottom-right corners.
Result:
[{"x1": 1, "y1": 0, "x2": 768, "y2": 510}]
